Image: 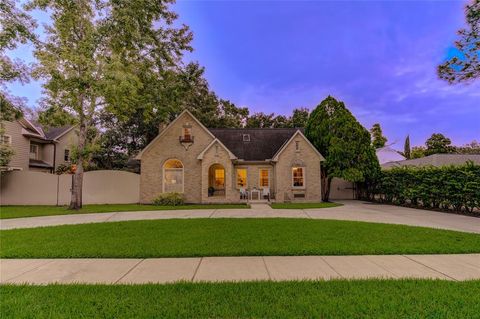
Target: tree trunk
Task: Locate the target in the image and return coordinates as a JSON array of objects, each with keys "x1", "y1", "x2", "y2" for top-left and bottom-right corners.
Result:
[
  {"x1": 69, "y1": 122, "x2": 86, "y2": 210},
  {"x1": 321, "y1": 165, "x2": 333, "y2": 202}
]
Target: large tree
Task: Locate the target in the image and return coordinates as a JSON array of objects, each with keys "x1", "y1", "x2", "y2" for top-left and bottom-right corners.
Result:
[
  {"x1": 92, "y1": 61, "x2": 249, "y2": 170},
  {"x1": 370, "y1": 123, "x2": 387, "y2": 148},
  {"x1": 245, "y1": 108, "x2": 310, "y2": 129},
  {"x1": 30, "y1": 0, "x2": 192, "y2": 209},
  {"x1": 438, "y1": 0, "x2": 480, "y2": 83},
  {"x1": 425, "y1": 133, "x2": 454, "y2": 155},
  {"x1": 290, "y1": 107, "x2": 309, "y2": 128},
  {"x1": 305, "y1": 96, "x2": 380, "y2": 201},
  {"x1": 245, "y1": 112, "x2": 276, "y2": 128}
]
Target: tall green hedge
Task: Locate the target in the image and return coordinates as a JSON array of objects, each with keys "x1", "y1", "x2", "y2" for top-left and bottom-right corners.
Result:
[{"x1": 375, "y1": 163, "x2": 480, "y2": 214}]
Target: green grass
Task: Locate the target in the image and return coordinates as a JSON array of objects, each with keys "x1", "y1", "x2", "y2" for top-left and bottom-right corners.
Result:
[
  {"x1": 2, "y1": 280, "x2": 480, "y2": 318},
  {"x1": 2, "y1": 218, "x2": 479, "y2": 258},
  {"x1": 0, "y1": 203, "x2": 248, "y2": 219},
  {"x1": 271, "y1": 202, "x2": 342, "y2": 209}
]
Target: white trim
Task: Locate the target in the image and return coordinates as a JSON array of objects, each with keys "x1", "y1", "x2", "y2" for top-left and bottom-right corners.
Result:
[
  {"x1": 29, "y1": 143, "x2": 39, "y2": 160},
  {"x1": 136, "y1": 110, "x2": 216, "y2": 159},
  {"x1": 162, "y1": 158, "x2": 185, "y2": 193},
  {"x1": 291, "y1": 166, "x2": 306, "y2": 189},
  {"x1": 271, "y1": 130, "x2": 325, "y2": 162},
  {"x1": 235, "y1": 168, "x2": 248, "y2": 189},
  {"x1": 19, "y1": 118, "x2": 43, "y2": 136},
  {"x1": 197, "y1": 138, "x2": 237, "y2": 160},
  {"x1": 21, "y1": 128, "x2": 44, "y2": 139},
  {"x1": 258, "y1": 168, "x2": 270, "y2": 189}
]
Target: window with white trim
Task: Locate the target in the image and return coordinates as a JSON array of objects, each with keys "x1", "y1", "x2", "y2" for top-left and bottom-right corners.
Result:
[
  {"x1": 292, "y1": 167, "x2": 305, "y2": 188},
  {"x1": 29, "y1": 144, "x2": 39, "y2": 160},
  {"x1": 163, "y1": 159, "x2": 184, "y2": 193},
  {"x1": 259, "y1": 169, "x2": 269, "y2": 188},
  {"x1": 236, "y1": 168, "x2": 247, "y2": 188}
]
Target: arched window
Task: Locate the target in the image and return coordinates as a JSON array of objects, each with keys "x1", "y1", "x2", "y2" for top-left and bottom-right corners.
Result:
[{"x1": 163, "y1": 159, "x2": 184, "y2": 193}]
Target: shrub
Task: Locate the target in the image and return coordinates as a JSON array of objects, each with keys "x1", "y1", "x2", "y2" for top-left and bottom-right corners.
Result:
[
  {"x1": 152, "y1": 193, "x2": 185, "y2": 206},
  {"x1": 55, "y1": 164, "x2": 73, "y2": 175},
  {"x1": 375, "y1": 162, "x2": 480, "y2": 215}
]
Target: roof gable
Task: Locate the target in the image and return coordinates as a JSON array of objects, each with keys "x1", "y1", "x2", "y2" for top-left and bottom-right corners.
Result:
[
  {"x1": 136, "y1": 110, "x2": 215, "y2": 159},
  {"x1": 271, "y1": 130, "x2": 325, "y2": 162},
  {"x1": 197, "y1": 138, "x2": 237, "y2": 160}
]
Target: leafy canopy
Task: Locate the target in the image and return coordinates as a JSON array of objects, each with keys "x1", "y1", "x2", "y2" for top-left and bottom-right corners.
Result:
[
  {"x1": 425, "y1": 133, "x2": 454, "y2": 155},
  {"x1": 1, "y1": 0, "x2": 37, "y2": 121},
  {"x1": 370, "y1": 123, "x2": 387, "y2": 149},
  {"x1": 305, "y1": 96, "x2": 380, "y2": 183},
  {"x1": 438, "y1": 0, "x2": 480, "y2": 83}
]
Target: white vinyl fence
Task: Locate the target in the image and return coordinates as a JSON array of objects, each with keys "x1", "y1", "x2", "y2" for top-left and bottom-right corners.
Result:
[{"x1": 0, "y1": 170, "x2": 139, "y2": 205}]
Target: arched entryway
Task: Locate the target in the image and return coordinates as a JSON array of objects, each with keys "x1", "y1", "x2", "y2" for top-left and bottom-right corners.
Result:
[{"x1": 208, "y1": 164, "x2": 225, "y2": 197}]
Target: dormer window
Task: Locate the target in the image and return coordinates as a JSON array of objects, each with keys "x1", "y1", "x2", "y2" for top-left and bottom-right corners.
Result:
[{"x1": 243, "y1": 134, "x2": 250, "y2": 142}]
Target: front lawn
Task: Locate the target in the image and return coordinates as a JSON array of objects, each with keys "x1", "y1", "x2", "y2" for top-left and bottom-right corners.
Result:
[
  {"x1": 271, "y1": 202, "x2": 342, "y2": 209},
  {"x1": 2, "y1": 280, "x2": 480, "y2": 318},
  {"x1": 0, "y1": 203, "x2": 248, "y2": 219},
  {"x1": 2, "y1": 218, "x2": 479, "y2": 258}
]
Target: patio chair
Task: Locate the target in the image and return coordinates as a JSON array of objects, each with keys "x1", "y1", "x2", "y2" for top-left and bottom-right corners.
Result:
[
  {"x1": 262, "y1": 187, "x2": 270, "y2": 201},
  {"x1": 239, "y1": 187, "x2": 248, "y2": 200}
]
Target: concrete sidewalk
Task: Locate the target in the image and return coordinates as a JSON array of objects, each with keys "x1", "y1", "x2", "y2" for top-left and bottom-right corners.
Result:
[
  {"x1": 1, "y1": 201, "x2": 479, "y2": 233},
  {"x1": 1, "y1": 254, "x2": 479, "y2": 284}
]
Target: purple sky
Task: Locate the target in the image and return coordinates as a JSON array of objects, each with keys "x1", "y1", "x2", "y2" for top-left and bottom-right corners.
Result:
[{"x1": 6, "y1": 0, "x2": 480, "y2": 148}]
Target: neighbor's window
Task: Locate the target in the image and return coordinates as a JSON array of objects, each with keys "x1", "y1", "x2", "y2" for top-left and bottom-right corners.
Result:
[
  {"x1": 1, "y1": 135, "x2": 11, "y2": 145},
  {"x1": 259, "y1": 169, "x2": 269, "y2": 188},
  {"x1": 295, "y1": 141, "x2": 300, "y2": 151},
  {"x1": 64, "y1": 149, "x2": 70, "y2": 161},
  {"x1": 29, "y1": 144, "x2": 39, "y2": 160},
  {"x1": 215, "y1": 168, "x2": 225, "y2": 188},
  {"x1": 163, "y1": 159, "x2": 184, "y2": 193},
  {"x1": 236, "y1": 168, "x2": 247, "y2": 188},
  {"x1": 292, "y1": 167, "x2": 305, "y2": 188}
]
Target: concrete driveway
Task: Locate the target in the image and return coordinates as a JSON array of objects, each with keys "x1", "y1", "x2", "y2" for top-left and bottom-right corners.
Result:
[
  {"x1": 303, "y1": 201, "x2": 480, "y2": 234},
  {"x1": 1, "y1": 200, "x2": 479, "y2": 233}
]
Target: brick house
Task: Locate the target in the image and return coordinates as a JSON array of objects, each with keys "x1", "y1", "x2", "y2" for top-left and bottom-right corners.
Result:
[{"x1": 137, "y1": 110, "x2": 325, "y2": 203}]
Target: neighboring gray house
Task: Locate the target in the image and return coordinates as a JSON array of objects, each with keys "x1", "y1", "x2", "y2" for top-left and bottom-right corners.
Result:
[
  {"x1": 376, "y1": 146, "x2": 405, "y2": 164},
  {"x1": 1, "y1": 118, "x2": 78, "y2": 173},
  {"x1": 381, "y1": 154, "x2": 480, "y2": 169}
]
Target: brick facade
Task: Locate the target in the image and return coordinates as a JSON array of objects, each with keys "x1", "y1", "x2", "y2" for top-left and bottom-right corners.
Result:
[{"x1": 139, "y1": 111, "x2": 324, "y2": 203}]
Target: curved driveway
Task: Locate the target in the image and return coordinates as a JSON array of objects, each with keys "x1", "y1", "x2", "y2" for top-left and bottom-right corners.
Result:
[{"x1": 1, "y1": 201, "x2": 479, "y2": 233}]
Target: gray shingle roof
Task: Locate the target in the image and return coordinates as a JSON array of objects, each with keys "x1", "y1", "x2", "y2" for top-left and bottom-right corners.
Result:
[
  {"x1": 382, "y1": 154, "x2": 480, "y2": 169},
  {"x1": 29, "y1": 159, "x2": 53, "y2": 168},
  {"x1": 44, "y1": 126, "x2": 73, "y2": 140},
  {"x1": 208, "y1": 128, "x2": 300, "y2": 161}
]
